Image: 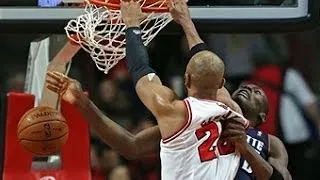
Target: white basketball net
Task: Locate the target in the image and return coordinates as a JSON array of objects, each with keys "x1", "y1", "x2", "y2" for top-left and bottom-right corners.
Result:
[{"x1": 65, "y1": 2, "x2": 172, "y2": 74}]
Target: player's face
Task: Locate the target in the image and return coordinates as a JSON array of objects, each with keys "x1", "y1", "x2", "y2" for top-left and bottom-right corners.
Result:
[{"x1": 231, "y1": 83, "x2": 268, "y2": 122}]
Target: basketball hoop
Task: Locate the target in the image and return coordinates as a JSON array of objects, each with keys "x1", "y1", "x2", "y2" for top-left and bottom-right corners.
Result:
[{"x1": 65, "y1": 0, "x2": 173, "y2": 74}]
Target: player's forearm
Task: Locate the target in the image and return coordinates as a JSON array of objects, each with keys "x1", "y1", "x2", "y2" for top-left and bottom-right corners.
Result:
[
  {"x1": 134, "y1": 126, "x2": 161, "y2": 157},
  {"x1": 40, "y1": 42, "x2": 80, "y2": 108},
  {"x1": 269, "y1": 158, "x2": 292, "y2": 180},
  {"x1": 74, "y1": 93, "x2": 140, "y2": 159},
  {"x1": 238, "y1": 143, "x2": 273, "y2": 180},
  {"x1": 181, "y1": 20, "x2": 204, "y2": 50},
  {"x1": 125, "y1": 27, "x2": 156, "y2": 86}
]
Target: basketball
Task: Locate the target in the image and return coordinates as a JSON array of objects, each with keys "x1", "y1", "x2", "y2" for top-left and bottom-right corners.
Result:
[{"x1": 17, "y1": 106, "x2": 69, "y2": 156}]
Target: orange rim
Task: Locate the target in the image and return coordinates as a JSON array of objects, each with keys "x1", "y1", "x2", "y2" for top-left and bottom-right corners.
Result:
[{"x1": 88, "y1": 0, "x2": 170, "y2": 12}]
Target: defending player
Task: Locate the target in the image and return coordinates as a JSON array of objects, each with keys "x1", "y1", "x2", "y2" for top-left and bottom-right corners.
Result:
[{"x1": 223, "y1": 84, "x2": 292, "y2": 180}]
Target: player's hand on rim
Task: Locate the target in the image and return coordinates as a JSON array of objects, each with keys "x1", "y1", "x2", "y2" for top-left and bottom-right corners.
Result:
[
  {"x1": 169, "y1": 0, "x2": 192, "y2": 26},
  {"x1": 120, "y1": 0, "x2": 147, "y2": 28},
  {"x1": 46, "y1": 71, "x2": 83, "y2": 105}
]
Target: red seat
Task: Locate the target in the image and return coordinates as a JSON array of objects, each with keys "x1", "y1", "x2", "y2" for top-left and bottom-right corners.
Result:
[{"x1": 3, "y1": 92, "x2": 91, "y2": 180}]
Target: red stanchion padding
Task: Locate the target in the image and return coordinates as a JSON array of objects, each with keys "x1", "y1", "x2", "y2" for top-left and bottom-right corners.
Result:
[
  {"x1": 3, "y1": 93, "x2": 35, "y2": 179},
  {"x1": 3, "y1": 93, "x2": 91, "y2": 180},
  {"x1": 60, "y1": 99, "x2": 91, "y2": 179}
]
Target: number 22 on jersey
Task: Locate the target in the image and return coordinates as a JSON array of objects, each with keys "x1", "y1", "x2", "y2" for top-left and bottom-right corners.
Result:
[{"x1": 195, "y1": 121, "x2": 235, "y2": 162}]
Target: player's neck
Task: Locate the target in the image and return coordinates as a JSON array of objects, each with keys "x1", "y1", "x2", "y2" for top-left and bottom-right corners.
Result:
[{"x1": 188, "y1": 89, "x2": 218, "y2": 100}]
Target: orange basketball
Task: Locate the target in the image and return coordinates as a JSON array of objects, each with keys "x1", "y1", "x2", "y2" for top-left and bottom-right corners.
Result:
[{"x1": 17, "y1": 106, "x2": 69, "y2": 156}]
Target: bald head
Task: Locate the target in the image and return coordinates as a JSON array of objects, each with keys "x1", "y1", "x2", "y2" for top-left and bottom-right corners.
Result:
[{"x1": 185, "y1": 51, "x2": 225, "y2": 98}]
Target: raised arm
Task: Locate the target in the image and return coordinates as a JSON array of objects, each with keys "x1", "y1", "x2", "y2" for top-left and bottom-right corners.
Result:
[
  {"x1": 40, "y1": 41, "x2": 80, "y2": 108},
  {"x1": 46, "y1": 72, "x2": 161, "y2": 159},
  {"x1": 170, "y1": 0, "x2": 203, "y2": 50},
  {"x1": 120, "y1": 1, "x2": 186, "y2": 140},
  {"x1": 170, "y1": 0, "x2": 241, "y2": 114},
  {"x1": 121, "y1": 1, "x2": 178, "y2": 116}
]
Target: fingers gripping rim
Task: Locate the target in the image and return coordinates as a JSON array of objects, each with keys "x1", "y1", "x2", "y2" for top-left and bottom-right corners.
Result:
[
  {"x1": 88, "y1": 0, "x2": 170, "y2": 12},
  {"x1": 65, "y1": 0, "x2": 173, "y2": 74}
]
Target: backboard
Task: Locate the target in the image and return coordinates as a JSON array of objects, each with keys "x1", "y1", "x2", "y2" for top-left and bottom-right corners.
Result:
[{"x1": 0, "y1": 0, "x2": 319, "y2": 33}]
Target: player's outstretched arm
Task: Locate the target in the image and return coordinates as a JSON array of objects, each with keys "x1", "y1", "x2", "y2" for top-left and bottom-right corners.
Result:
[
  {"x1": 170, "y1": 1, "x2": 242, "y2": 114},
  {"x1": 40, "y1": 41, "x2": 81, "y2": 108},
  {"x1": 45, "y1": 71, "x2": 161, "y2": 159},
  {"x1": 268, "y1": 135, "x2": 292, "y2": 180},
  {"x1": 121, "y1": 1, "x2": 181, "y2": 122}
]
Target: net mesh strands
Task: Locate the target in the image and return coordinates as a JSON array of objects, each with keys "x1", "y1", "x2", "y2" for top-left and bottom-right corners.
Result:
[{"x1": 65, "y1": 0, "x2": 172, "y2": 73}]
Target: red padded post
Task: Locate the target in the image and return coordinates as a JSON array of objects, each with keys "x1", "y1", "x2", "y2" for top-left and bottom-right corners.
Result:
[
  {"x1": 60, "y1": 100, "x2": 91, "y2": 179},
  {"x1": 3, "y1": 93, "x2": 91, "y2": 180},
  {"x1": 3, "y1": 92, "x2": 35, "y2": 179}
]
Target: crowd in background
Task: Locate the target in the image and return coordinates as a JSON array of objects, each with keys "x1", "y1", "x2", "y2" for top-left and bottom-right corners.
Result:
[{"x1": 1, "y1": 30, "x2": 320, "y2": 179}]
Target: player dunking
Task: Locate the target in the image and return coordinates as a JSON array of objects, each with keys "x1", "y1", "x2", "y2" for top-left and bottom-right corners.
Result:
[
  {"x1": 47, "y1": 0, "x2": 248, "y2": 179},
  {"x1": 122, "y1": 0, "x2": 249, "y2": 179}
]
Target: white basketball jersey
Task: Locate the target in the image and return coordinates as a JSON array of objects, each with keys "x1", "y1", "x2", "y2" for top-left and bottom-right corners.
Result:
[{"x1": 160, "y1": 97, "x2": 249, "y2": 180}]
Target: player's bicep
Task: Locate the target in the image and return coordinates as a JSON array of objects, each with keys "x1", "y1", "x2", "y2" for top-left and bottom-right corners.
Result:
[
  {"x1": 135, "y1": 74, "x2": 178, "y2": 117},
  {"x1": 268, "y1": 135, "x2": 291, "y2": 180},
  {"x1": 134, "y1": 126, "x2": 161, "y2": 158},
  {"x1": 217, "y1": 87, "x2": 243, "y2": 114},
  {"x1": 268, "y1": 135, "x2": 288, "y2": 166}
]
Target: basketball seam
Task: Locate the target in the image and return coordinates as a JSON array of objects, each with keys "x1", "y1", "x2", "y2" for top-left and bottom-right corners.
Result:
[
  {"x1": 19, "y1": 131, "x2": 68, "y2": 142},
  {"x1": 17, "y1": 119, "x2": 68, "y2": 135},
  {"x1": 17, "y1": 106, "x2": 65, "y2": 129},
  {"x1": 17, "y1": 107, "x2": 40, "y2": 129}
]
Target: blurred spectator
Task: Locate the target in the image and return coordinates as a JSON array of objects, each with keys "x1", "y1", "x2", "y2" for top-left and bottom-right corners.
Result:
[
  {"x1": 245, "y1": 33, "x2": 320, "y2": 179},
  {"x1": 97, "y1": 79, "x2": 132, "y2": 125},
  {"x1": 250, "y1": 64, "x2": 320, "y2": 180},
  {"x1": 279, "y1": 67, "x2": 320, "y2": 180},
  {"x1": 91, "y1": 145, "x2": 105, "y2": 180},
  {"x1": 128, "y1": 118, "x2": 161, "y2": 180},
  {"x1": 6, "y1": 71, "x2": 25, "y2": 92},
  {"x1": 99, "y1": 148, "x2": 122, "y2": 176},
  {"x1": 109, "y1": 165, "x2": 131, "y2": 180},
  {"x1": 206, "y1": 34, "x2": 266, "y2": 92}
]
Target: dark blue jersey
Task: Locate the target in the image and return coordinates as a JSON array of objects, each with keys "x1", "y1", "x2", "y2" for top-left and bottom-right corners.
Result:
[{"x1": 234, "y1": 128, "x2": 269, "y2": 180}]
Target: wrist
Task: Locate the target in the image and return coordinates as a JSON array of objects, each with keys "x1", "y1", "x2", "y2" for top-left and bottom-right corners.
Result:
[
  {"x1": 236, "y1": 141, "x2": 250, "y2": 153},
  {"x1": 181, "y1": 19, "x2": 194, "y2": 30},
  {"x1": 125, "y1": 21, "x2": 141, "y2": 28},
  {"x1": 73, "y1": 91, "x2": 88, "y2": 108}
]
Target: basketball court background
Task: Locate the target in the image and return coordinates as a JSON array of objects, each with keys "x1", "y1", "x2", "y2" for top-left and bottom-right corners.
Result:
[{"x1": 0, "y1": 0, "x2": 319, "y2": 179}]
